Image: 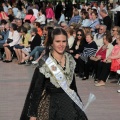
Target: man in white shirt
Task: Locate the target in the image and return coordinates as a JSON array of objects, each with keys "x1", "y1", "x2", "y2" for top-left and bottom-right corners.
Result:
[{"x1": 93, "y1": 25, "x2": 107, "y2": 50}]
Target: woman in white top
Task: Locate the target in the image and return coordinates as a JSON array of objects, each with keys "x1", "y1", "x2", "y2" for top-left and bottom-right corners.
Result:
[
  {"x1": 3, "y1": 23, "x2": 20, "y2": 62},
  {"x1": 66, "y1": 27, "x2": 75, "y2": 49},
  {"x1": 36, "y1": 9, "x2": 46, "y2": 27}
]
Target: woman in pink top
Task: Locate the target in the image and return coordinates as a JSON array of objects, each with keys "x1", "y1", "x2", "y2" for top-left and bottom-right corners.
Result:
[
  {"x1": 24, "y1": 9, "x2": 36, "y2": 23},
  {"x1": 45, "y1": 2, "x2": 54, "y2": 23},
  {"x1": 109, "y1": 38, "x2": 120, "y2": 72}
]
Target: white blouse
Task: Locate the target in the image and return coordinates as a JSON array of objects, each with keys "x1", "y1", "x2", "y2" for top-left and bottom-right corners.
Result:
[{"x1": 36, "y1": 14, "x2": 46, "y2": 24}]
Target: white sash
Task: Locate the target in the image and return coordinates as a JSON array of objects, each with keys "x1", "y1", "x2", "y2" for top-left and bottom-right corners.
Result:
[{"x1": 45, "y1": 56, "x2": 84, "y2": 111}]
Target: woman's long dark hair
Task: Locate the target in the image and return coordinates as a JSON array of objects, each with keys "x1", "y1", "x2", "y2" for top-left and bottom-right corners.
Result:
[{"x1": 75, "y1": 29, "x2": 85, "y2": 42}]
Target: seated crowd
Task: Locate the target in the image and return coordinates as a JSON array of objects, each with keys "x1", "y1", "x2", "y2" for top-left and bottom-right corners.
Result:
[{"x1": 0, "y1": 1, "x2": 120, "y2": 88}]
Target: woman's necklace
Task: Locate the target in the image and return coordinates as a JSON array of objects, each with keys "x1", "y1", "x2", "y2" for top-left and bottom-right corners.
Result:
[{"x1": 51, "y1": 53, "x2": 66, "y2": 70}]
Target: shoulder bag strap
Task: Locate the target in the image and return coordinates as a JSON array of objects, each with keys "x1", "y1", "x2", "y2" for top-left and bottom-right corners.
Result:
[{"x1": 89, "y1": 21, "x2": 97, "y2": 27}]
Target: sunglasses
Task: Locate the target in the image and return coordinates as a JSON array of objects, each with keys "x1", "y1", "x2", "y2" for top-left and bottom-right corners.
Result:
[{"x1": 77, "y1": 34, "x2": 82, "y2": 36}]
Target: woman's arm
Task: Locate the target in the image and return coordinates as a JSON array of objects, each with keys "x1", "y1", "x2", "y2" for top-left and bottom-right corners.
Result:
[
  {"x1": 109, "y1": 51, "x2": 120, "y2": 59},
  {"x1": 20, "y1": 67, "x2": 45, "y2": 120},
  {"x1": 28, "y1": 69, "x2": 45, "y2": 117}
]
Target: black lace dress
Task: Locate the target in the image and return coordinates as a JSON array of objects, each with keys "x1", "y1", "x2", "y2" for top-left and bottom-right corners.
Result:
[{"x1": 20, "y1": 53, "x2": 88, "y2": 120}]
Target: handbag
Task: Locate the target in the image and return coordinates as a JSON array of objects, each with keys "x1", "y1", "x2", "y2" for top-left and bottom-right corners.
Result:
[
  {"x1": 80, "y1": 55, "x2": 88, "y2": 63},
  {"x1": 7, "y1": 38, "x2": 13, "y2": 43}
]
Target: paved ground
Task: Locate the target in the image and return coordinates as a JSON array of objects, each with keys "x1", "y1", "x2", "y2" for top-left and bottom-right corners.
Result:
[{"x1": 0, "y1": 60, "x2": 120, "y2": 120}]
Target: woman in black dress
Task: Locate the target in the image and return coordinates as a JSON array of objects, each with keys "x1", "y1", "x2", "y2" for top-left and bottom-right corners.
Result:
[
  {"x1": 69, "y1": 29, "x2": 86, "y2": 73},
  {"x1": 20, "y1": 28, "x2": 88, "y2": 120}
]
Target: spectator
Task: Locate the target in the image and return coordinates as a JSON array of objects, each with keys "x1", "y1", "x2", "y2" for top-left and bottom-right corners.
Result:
[
  {"x1": 55, "y1": 1, "x2": 63, "y2": 21},
  {"x1": 3, "y1": 23, "x2": 20, "y2": 62},
  {"x1": 2, "y1": 2, "x2": 8, "y2": 13},
  {"x1": 33, "y1": 22, "x2": 43, "y2": 37},
  {"x1": 81, "y1": 11, "x2": 91, "y2": 27},
  {"x1": 111, "y1": 26, "x2": 120, "y2": 46},
  {"x1": 36, "y1": 9, "x2": 46, "y2": 27},
  {"x1": 70, "y1": 29, "x2": 86, "y2": 73},
  {"x1": 69, "y1": 9, "x2": 80, "y2": 26},
  {"x1": 25, "y1": 26, "x2": 54, "y2": 65},
  {"x1": 100, "y1": 9, "x2": 112, "y2": 31},
  {"x1": 24, "y1": 9, "x2": 36, "y2": 23},
  {"x1": 0, "y1": 7, "x2": 9, "y2": 21},
  {"x1": 95, "y1": 34, "x2": 120, "y2": 86},
  {"x1": 58, "y1": 10, "x2": 65, "y2": 24},
  {"x1": 7, "y1": 8, "x2": 14, "y2": 22},
  {"x1": 21, "y1": 5, "x2": 27, "y2": 20},
  {"x1": 74, "y1": 33, "x2": 98, "y2": 79},
  {"x1": 16, "y1": 19, "x2": 23, "y2": 32},
  {"x1": 12, "y1": 3, "x2": 18, "y2": 17},
  {"x1": 97, "y1": 3, "x2": 108, "y2": 24},
  {"x1": 110, "y1": 36, "x2": 120, "y2": 72},
  {"x1": 32, "y1": 4, "x2": 38, "y2": 19},
  {"x1": 45, "y1": 2, "x2": 55, "y2": 23},
  {"x1": 23, "y1": 22, "x2": 31, "y2": 34},
  {"x1": 90, "y1": 32, "x2": 113, "y2": 82},
  {"x1": 16, "y1": 6, "x2": 22, "y2": 19},
  {"x1": 60, "y1": 21, "x2": 68, "y2": 30},
  {"x1": 14, "y1": 27, "x2": 31, "y2": 64},
  {"x1": 90, "y1": 11, "x2": 100, "y2": 35},
  {"x1": 66, "y1": 27, "x2": 74, "y2": 49},
  {"x1": 93, "y1": 25, "x2": 107, "y2": 49},
  {"x1": 0, "y1": 22, "x2": 10, "y2": 59},
  {"x1": 20, "y1": 27, "x2": 41, "y2": 64},
  {"x1": 6, "y1": 2, "x2": 12, "y2": 9}
]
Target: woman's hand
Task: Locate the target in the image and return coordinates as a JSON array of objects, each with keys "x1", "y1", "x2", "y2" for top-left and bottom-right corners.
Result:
[
  {"x1": 96, "y1": 55, "x2": 101, "y2": 60},
  {"x1": 30, "y1": 117, "x2": 36, "y2": 120},
  {"x1": 69, "y1": 50, "x2": 73, "y2": 53},
  {"x1": 3, "y1": 43, "x2": 9, "y2": 47},
  {"x1": 19, "y1": 44, "x2": 23, "y2": 46}
]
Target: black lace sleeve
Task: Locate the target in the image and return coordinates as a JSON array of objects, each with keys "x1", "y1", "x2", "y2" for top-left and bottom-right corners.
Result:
[
  {"x1": 20, "y1": 67, "x2": 45, "y2": 120},
  {"x1": 28, "y1": 69, "x2": 45, "y2": 117}
]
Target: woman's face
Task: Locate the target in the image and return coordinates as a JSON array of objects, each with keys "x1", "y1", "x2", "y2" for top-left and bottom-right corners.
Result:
[
  {"x1": 86, "y1": 35, "x2": 92, "y2": 43},
  {"x1": 73, "y1": 31, "x2": 76, "y2": 38},
  {"x1": 52, "y1": 34, "x2": 67, "y2": 54},
  {"x1": 91, "y1": 13, "x2": 97, "y2": 20},
  {"x1": 111, "y1": 27, "x2": 118, "y2": 36},
  {"x1": 76, "y1": 31, "x2": 82, "y2": 40}
]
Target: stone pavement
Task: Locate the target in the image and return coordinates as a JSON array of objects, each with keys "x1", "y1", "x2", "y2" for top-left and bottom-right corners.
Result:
[{"x1": 0, "y1": 60, "x2": 120, "y2": 120}]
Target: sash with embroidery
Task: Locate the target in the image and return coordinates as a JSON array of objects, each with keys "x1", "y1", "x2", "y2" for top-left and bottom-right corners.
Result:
[{"x1": 43, "y1": 56, "x2": 84, "y2": 111}]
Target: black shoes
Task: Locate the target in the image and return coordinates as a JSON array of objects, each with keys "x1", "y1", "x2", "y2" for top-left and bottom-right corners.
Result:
[
  {"x1": 18, "y1": 61, "x2": 26, "y2": 65},
  {"x1": 78, "y1": 73, "x2": 84, "y2": 78},
  {"x1": 3, "y1": 60, "x2": 12, "y2": 63}
]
